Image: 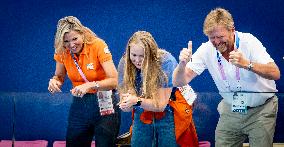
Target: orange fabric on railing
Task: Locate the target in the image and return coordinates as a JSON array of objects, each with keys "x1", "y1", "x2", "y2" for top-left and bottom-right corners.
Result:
[{"x1": 169, "y1": 89, "x2": 199, "y2": 147}]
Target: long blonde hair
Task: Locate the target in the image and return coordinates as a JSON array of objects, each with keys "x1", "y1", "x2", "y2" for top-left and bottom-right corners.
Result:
[
  {"x1": 54, "y1": 16, "x2": 97, "y2": 53},
  {"x1": 121, "y1": 31, "x2": 167, "y2": 108},
  {"x1": 203, "y1": 8, "x2": 235, "y2": 36}
]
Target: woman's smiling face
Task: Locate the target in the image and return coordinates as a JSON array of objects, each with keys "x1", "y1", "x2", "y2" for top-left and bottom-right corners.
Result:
[
  {"x1": 129, "y1": 42, "x2": 145, "y2": 69},
  {"x1": 63, "y1": 30, "x2": 84, "y2": 55}
]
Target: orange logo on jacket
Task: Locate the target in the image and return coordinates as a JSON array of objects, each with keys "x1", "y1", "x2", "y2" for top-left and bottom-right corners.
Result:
[{"x1": 87, "y1": 63, "x2": 94, "y2": 70}]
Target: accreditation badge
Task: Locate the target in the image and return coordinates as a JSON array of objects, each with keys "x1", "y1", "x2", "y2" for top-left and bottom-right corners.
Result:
[
  {"x1": 97, "y1": 90, "x2": 115, "y2": 116},
  {"x1": 231, "y1": 92, "x2": 248, "y2": 114},
  {"x1": 178, "y1": 84, "x2": 197, "y2": 105}
]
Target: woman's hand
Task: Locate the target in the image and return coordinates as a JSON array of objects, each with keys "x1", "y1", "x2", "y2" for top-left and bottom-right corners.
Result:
[
  {"x1": 48, "y1": 62, "x2": 66, "y2": 94},
  {"x1": 48, "y1": 78, "x2": 62, "y2": 94},
  {"x1": 70, "y1": 82, "x2": 93, "y2": 98},
  {"x1": 119, "y1": 92, "x2": 136, "y2": 112}
]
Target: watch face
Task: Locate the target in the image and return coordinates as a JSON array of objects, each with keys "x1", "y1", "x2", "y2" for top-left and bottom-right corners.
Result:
[
  {"x1": 95, "y1": 82, "x2": 100, "y2": 88},
  {"x1": 133, "y1": 97, "x2": 142, "y2": 106},
  {"x1": 135, "y1": 100, "x2": 142, "y2": 106},
  {"x1": 248, "y1": 63, "x2": 253, "y2": 70},
  {"x1": 93, "y1": 82, "x2": 100, "y2": 90}
]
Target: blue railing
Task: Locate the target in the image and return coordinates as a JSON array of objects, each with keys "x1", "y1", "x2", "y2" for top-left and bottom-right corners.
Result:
[{"x1": 0, "y1": 92, "x2": 283, "y2": 147}]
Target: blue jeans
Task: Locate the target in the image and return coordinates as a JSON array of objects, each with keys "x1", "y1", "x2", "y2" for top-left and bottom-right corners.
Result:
[
  {"x1": 66, "y1": 93, "x2": 120, "y2": 147},
  {"x1": 131, "y1": 106, "x2": 178, "y2": 147}
]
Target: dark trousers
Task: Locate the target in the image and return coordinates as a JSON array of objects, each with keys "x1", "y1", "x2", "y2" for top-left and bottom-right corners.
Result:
[{"x1": 66, "y1": 93, "x2": 121, "y2": 147}]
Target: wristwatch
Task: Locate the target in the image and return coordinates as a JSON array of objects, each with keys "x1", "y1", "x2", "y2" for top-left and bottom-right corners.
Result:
[
  {"x1": 133, "y1": 97, "x2": 142, "y2": 106},
  {"x1": 247, "y1": 62, "x2": 254, "y2": 71},
  {"x1": 93, "y1": 81, "x2": 100, "y2": 90}
]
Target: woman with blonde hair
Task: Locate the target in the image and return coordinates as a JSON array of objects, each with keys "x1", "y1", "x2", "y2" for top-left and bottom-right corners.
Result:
[
  {"x1": 118, "y1": 31, "x2": 198, "y2": 146},
  {"x1": 48, "y1": 16, "x2": 120, "y2": 147}
]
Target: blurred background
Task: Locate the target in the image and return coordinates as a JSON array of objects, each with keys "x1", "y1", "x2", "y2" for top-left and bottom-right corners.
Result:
[{"x1": 0, "y1": 0, "x2": 283, "y2": 146}]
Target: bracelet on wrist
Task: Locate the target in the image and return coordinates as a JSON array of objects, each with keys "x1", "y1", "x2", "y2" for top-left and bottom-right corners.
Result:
[
  {"x1": 51, "y1": 75, "x2": 64, "y2": 83},
  {"x1": 92, "y1": 81, "x2": 100, "y2": 90}
]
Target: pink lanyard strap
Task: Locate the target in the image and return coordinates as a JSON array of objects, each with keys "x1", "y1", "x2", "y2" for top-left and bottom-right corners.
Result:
[
  {"x1": 216, "y1": 32, "x2": 241, "y2": 91},
  {"x1": 216, "y1": 53, "x2": 240, "y2": 80},
  {"x1": 70, "y1": 50, "x2": 89, "y2": 83}
]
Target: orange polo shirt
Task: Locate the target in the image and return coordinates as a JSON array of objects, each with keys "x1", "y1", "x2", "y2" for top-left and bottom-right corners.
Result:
[{"x1": 54, "y1": 38, "x2": 112, "y2": 92}]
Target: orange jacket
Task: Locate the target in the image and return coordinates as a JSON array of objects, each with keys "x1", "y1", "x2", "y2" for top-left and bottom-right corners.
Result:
[{"x1": 169, "y1": 89, "x2": 198, "y2": 147}]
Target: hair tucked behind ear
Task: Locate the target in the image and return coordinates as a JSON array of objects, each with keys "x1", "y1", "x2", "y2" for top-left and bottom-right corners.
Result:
[
  {"x1": 54, "y1": 16, "x2": 97, "y2": 54},
  {"x1": 120, "y1": 31, "x2": 167, "y2": 108}
]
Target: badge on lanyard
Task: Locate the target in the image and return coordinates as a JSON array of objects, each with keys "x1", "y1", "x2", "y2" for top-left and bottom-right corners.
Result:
[
  {"x1": 231, "y1": 92, "x2": 248, "y2": 114},
  {"x1": 97, "y1": 90, "x2": 115, "y2": 116}
]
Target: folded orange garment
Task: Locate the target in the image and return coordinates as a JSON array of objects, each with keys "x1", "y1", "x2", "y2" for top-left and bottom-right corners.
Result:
[
  {"x1": 169, "y1": 89, "x2": 198, "y2": 147},
  {"x1": 139, "y1": 111, "x2": 165, "y2": 124}
]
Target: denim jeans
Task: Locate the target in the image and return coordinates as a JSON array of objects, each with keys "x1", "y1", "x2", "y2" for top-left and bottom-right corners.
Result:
[
  {"x1": 66, "y1": 93, "x2": 121, "y2": 147},
  {"x1": 131, "y1": 106, "x2": 178, "y2": 147}
]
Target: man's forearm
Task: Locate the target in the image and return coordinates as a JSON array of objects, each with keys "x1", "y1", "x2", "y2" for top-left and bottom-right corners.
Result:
[
  {"x1": 247, "y1": 62, "x2": 280, "y2": 80},
  {"x1": 173, "y1": 63, "x2": 188, "y2": 87}
]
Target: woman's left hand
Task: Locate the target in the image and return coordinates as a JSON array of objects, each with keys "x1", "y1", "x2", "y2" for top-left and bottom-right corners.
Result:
[{"x1": 70, "y1": 83, "x2": 92, "y2": 98}]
